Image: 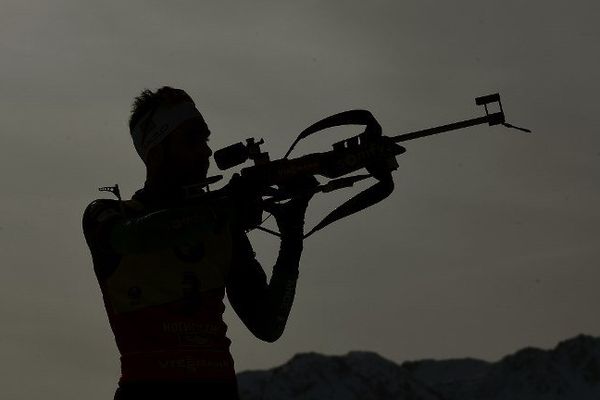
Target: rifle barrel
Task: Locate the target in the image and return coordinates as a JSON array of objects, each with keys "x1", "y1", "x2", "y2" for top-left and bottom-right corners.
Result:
[{"x1": 391, "y1": 113, "x2": 503, "y2": 143}]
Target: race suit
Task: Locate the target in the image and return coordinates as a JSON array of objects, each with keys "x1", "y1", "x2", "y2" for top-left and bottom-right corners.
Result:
[{"x1": 82, "y1": 184, "x2": 303, "y2": 398}]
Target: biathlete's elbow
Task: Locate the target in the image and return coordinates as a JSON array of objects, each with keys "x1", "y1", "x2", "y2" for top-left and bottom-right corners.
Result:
[
  {"x1": 255, "y1": 321, "x2": 287, "y2": 343},
  {"x1": 258, "y1": 332, "x2": 283, "y2": 343}
]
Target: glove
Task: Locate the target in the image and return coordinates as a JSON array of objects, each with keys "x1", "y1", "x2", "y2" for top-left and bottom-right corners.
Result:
[{"x1": 266, "y1": 175, "x2": 319, "y2": 238}]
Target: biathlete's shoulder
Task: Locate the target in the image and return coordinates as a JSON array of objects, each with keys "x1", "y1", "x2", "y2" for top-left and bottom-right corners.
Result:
[
  {"x1": 82, "y1": 198, "x2": 147, "y2": 254},
  {"x1": 83, "y1": 198, "x2": 145, "y2": 220},
  {"x1": 83, "y1": 199, "x2": 121, "y2": 225}
]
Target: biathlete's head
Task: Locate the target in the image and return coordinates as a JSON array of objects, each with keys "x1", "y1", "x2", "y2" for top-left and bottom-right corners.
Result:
[{"x1": 128, "y1": 86, "x2": 212, "y2": 188}]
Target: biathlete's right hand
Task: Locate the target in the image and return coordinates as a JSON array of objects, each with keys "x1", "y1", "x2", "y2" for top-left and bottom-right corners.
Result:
[{"x1": 226, "y1": 173, "x2": 259, "y2": 202}]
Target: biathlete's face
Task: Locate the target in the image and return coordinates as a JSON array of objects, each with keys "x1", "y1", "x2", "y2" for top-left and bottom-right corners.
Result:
[{"x1": 160, "y1": 117, "x2": 213, "y2": 185}]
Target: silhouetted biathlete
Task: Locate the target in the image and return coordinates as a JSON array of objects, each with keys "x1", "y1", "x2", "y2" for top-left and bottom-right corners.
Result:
[{"x1": 82, "y1": 86, "x2": 313, "y2": 400}]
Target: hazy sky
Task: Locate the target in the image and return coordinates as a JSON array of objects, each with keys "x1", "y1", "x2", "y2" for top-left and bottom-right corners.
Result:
[{"x1": 1, "y1": 1, "x2": 599, "y2": 398}]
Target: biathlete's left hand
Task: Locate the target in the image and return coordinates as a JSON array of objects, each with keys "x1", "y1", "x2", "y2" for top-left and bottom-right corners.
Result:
[{"x1": 265, "y1": 175, "x2": 319, "y2": 238}]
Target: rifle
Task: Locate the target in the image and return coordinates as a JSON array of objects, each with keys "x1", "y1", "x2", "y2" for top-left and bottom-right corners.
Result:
[
  {"x1": 211, "y1": 93, "x2": 530, "y2": 238},
  {"x1": 99, "y1": 93, "x2": 530, "y2": 237}
]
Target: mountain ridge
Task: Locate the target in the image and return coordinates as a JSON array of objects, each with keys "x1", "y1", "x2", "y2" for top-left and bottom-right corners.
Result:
[{"x1": 237, "y1": 334, "x2": 600, "y2": 400}]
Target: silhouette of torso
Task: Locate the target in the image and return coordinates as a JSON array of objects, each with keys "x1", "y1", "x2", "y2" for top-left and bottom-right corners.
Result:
[{"x1": 83, "y1": 187, "x2": 238, "y2": 385}]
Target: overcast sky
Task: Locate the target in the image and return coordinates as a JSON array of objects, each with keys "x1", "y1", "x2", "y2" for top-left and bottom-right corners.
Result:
[{"x1": 1, "y1": 1, "x2": 599, "y2": 399}]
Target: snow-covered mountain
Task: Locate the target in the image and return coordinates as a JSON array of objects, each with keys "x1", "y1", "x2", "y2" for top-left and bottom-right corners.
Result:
[
  {"x1": 237, "y1": 351, "x2": 443, "y2": 400},
  {"x1": 236, "y1": 335, "x2": 600, "y2": 400}
]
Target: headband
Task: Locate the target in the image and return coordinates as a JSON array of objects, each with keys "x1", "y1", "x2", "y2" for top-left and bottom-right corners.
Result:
[{"x1": 131, "y1": 102, "x2": 204, "y2": 162}]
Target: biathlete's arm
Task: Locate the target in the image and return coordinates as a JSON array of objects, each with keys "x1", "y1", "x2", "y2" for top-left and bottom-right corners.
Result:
[{"x1": 226, "y1": 231, "x2": 303, "y2": 343}]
